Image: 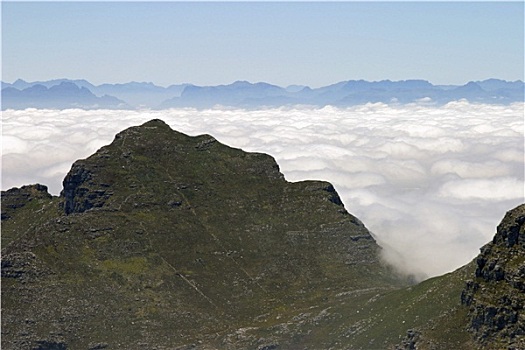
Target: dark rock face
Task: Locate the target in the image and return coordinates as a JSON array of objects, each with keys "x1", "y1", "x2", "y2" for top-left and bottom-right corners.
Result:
[
  {"x1": 461, "y1": 204, "x2": 525, "y2": 348},
  {"x1": 395, "y1": 329, "x2": 421, "y2": 350},
  {"x1": 60, "y1": 163, "x2": 112, "y2": 215},
  {"x1": 1, "y1": 252, "x2": 37, "y2": 279},
  {"x1": 1, "y1": 184, "x2": 51, "y2": 220},
  {"x1": 322, "y1": 183, "x2": 345, "y2": 206}
]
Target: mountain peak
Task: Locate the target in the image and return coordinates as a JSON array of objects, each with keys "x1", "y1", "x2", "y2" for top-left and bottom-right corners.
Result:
[
  {"x1": 13, "y1": 78, "x2": 28, "y2": 84},
  {"x1": 457, "y1": 81, "x2": 484, "y2": 91},
  {"x1": 3, "y1": 119, "x2": 396, "y2": 349},
  {"x1": 139, "y1": 118, "x2": 170, "y2": 128},
  {"x1": 231, "y1": 80, "x2": 251, "y2": 86}
]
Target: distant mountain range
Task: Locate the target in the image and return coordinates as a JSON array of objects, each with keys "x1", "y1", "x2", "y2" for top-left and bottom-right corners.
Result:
[
  {"x1": 1, "y1": 82, "x2": 130, "y2": 110},
  {"x1": 2, "y1": 78, "x2": 523, "y2": 110}
]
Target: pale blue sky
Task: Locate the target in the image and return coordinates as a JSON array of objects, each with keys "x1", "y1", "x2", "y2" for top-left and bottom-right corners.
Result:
[{"x1": 2, "y1": 2, "x2": 524, "y2": 87}]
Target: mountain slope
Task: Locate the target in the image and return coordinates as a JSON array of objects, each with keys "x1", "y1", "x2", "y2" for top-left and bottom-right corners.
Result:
[
  {"x1": 2, "y1": 120, "x2": 523, "y2": 349},
  {"x1": 1, "y1": 119, "x2": 402, "y2": 349}
]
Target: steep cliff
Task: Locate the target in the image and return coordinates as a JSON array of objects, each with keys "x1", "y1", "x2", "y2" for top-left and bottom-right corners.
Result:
[{"x1": 461, "y1": 204, "x2": 525, "y2": 349}]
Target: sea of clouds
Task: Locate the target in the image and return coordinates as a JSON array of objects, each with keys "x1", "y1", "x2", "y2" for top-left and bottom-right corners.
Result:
[{"x1": 2, "y1": 101, "x2": 524, "y2": 278}]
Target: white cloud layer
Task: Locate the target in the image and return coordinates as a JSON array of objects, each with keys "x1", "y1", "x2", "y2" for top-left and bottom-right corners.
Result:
[{"x1": 2, "y1": 102, "x2": 524, "y2": 278}]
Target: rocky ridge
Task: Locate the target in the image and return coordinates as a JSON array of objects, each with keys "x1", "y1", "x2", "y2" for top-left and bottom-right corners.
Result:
[
  {"x1": 1, "y1": 184, "x2": 52, "y2": 221},
  {"x1": 461, "y1": 204, "x2": 525, "y2": 349}
]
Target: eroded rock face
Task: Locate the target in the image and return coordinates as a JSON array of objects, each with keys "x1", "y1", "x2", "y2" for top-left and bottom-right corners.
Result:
[
  {"x1": 461, "y1": 204, "x2": 525, "y2": 348},
  {"x1": 1, "y1": 184, "x2": 51, "y2": 220},
  {"x1": 60, "y1": 162, "x2": 113, "y2": 215},
  {"x1": 1, "y1": 252, "x2": 37, "y2": 280}
]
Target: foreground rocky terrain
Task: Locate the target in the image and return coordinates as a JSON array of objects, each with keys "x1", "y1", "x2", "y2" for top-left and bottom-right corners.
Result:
[{"x1": 2, "y1": 119, "x2": 523, "y2": 349}]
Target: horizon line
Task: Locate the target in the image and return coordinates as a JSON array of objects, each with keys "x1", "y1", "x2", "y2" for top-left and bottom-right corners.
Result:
[{"x1": 3, "y1": 77, "x2": 524, "y2": 90}]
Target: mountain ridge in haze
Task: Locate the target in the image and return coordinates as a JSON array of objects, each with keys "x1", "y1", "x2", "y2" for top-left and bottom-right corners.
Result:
[
  {"x1": 1, "y1": 82, "x2": 130, "y2": 110},
  {"x1": 2, "y1": 78, "x2": 523, "y2": 110}
]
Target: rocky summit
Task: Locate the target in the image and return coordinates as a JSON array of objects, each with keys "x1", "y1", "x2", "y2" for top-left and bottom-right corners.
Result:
[{"x1": 2, "y1": 119, "x2": 524, "y2": 350}]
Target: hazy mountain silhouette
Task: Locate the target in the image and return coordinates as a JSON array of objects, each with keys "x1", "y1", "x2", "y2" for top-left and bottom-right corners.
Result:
[
  {"x1": 2, "y1": 82, "x2": 129, "y2": 110},
  {"x1": 94, "y1": 82, "x2": 190, "y2": 108},
  {"x1": 160, "y1": 79, "x2": 524, "y2": 108},
  {"x1": 2, "y1": 78, "x2": 96, "y2": 91},
  {"x1": 2, "y1": 78, "x2": 523, "y2": 110},
  {"x1": 160, "y1": 80, "x2": 295, "y2": 108}
]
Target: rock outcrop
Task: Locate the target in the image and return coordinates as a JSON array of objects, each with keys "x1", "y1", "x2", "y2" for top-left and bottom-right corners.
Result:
[
  {"x1": 461, "y1": 204, "x2": 525, "y2": 349},
  {"x1": 1, "y1": 184, "x2": 51, "y2": 220},
  {"x1": 60, "y1": 164, "x2": 112, "y2": 215}
]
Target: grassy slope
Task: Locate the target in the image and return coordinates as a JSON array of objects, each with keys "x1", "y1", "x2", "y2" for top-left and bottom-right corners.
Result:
[{"x1": 210, "y1": 263, "x2": 476, "y2": 349}]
